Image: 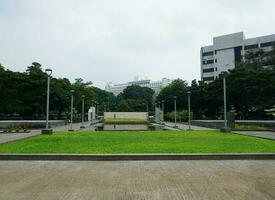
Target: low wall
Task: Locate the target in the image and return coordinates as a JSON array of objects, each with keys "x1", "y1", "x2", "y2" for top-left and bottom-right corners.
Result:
[
  {"x1": 191, "y1": 120, "x2": 224, "y2": 129},
  {"x1": 192, "y1": 120, "x2": 275, "y2": 130},
  {"x1": 104, "y1": 124, "x2": 148, "y2": 131},
  {"x1": 104, "y1": 112, "x2": 148, "y2": 120},
  {"x1": 0, "y1": 120, "x2": 66, "y2": 129}
]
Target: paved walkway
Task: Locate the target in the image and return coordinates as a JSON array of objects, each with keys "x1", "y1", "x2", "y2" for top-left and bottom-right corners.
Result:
[
  {"x1": 0, "y1": 131, "x2": 41, "y2": 144},
  {"x1": 0, "y1": 160, "x2": 275, "y2": 200},
  {"x1": 234, "y1": 131, "x2": 275, "y2": 141},
  {"x1": 0, "y1": 121, "x2": 98, "y2": 144},
  {"x1": 164, "y1": 121, "x2": 215, "y2": 130},
  {"x1": 52, "y1": 121, "x2": 94, "y2": 132}
]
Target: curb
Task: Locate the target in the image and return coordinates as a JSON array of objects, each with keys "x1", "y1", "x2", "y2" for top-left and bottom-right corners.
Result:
[{"x1": 1, "y1": 153, "x2": 275, "y2": 161}]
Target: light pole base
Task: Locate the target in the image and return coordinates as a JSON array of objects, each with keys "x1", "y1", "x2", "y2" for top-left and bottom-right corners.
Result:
[
  {"x1": 220, "y1": 127, "x2": 231, "y2": 133},
  {"x1": 187, "y1": 128, "x2": 193, "y2": 131},
  {"x1": 173, "y1": 125, "x2": 178, "y2": 128},
  {"x1": 68, "y1": 129, "x2": 75, "y2": 132},
  {"x1": 80, "y1": 126, "x2": 85, "y2": 129},
  {"x1": 41, "y1": 129, "x2": 53, "y2": 135}
]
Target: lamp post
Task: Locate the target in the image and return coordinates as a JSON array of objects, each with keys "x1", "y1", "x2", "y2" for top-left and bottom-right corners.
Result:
[
  {"x1": 97, "y1": 103, "x2": 100, "y2": 120},
  {"x1": 68, "y1": 90, "x2": 75, "y2": 131},
  {"x1": 162, "y1": 100, "x2": 165, "y2": 124},
  {"x1": 94, "y1": 101, "x2": 97, "y2": 120},
  {"x1": 42, "y1": 68, "x2": 53, "y2": 134},
  {"x1": 80, "y1": 95, "x2": 85, "y2": 129},
  {"x1": 173, "y1": 96, "x2": 177, "y2": 128},
  {"x1": 94, "y1": 101, "x2": 99, "y2": 120},
  {"x1": 187, "y1": 91, "x2": 192, "y2": 130},
  {"x1": 91, "y1": 101, "x2": 95, "y2": 122},
  {"x1": 107, "y1": 96, "x2": 110, "y2": 112},
  {"x1": 223, "y1": 75, "x2": 228, "y2": 130},
  {"x1": 155, "y1": 102, "x2": 158, "y2": 123}
]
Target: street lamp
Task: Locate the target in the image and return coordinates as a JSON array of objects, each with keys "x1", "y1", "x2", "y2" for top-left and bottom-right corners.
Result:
[
  {"x1": 187, "y1": 91, "x2": 192, "y2": 131},
  {"x1": 68, "y1": 90, "x2": 75, "y2": 131},
  {"x1": 173, "y1": 96, "x2": 178, "y2": 128},
  {"x1": 80, "y1": 95, "x2": 85, "y2": 129},
  {"x1": 107, "y1": 96, "x2": 110, "y2": 112},
  {"x1": 221, "y1": 72, "x2": 231, "y2": 132},
  {"x1": 94, "y1": 101, "x2": 98, "y2": 120},
  {"x1": 155, "y1": 102, "x2": 159, "y2": 123},
  {"x1": 161, "y1": 100, "x2": 165, "y2": 124},
  {"x1": 42, "y1": 68, "x2": 53, "y2": 135}
]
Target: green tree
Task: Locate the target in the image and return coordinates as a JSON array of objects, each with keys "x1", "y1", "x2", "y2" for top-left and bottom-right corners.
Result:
[{"x1": 156, "y1": 79, "x2": 189, "y2": 113}]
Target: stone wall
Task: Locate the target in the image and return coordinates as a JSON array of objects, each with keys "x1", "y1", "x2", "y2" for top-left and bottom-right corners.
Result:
[
  {"x1": 0, "y1": 120, "x2": 66, "y2": 129},
  {"x1": 104, "y1": 112, "x2": 148, "y2": 120},
  {"x1": 191, "y1": 120, "x2": 275, "y2": 130}
]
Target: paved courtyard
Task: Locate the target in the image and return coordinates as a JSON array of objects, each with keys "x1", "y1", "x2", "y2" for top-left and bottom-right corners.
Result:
[
  {"x1": 234, "y1": 131, "x2": 275, "y2": 141},
  {"x1": 0, "y1": 160, "x2": 275, "y2": 200},
  {"x1": 0, "y1": 131, "x2": 41, "y2": 144},
  {"x1": 164, "y1": 121, "x2": 214, "y2": 130}
]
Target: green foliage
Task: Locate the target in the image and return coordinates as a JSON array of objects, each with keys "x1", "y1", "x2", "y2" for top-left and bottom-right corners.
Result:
[
  {"x1": 114, "y1": 85, "x2": 154, "y2": 112},
  {"x1": 233, "y1": 124, "x2": 268, "y2": 131},
  {"x1": 156, "y1": 79, "x2": 189, "y2": 113},
  {"x1": 156, "y1": 47, "x2": 275, "y2": 120},
  {"x1": 121, "y1": 85, "x2": 154, "y2": 103},
  {"x1": 115, "y1": 99, "x2": 147, "y2": 112},
  {"x1": 1, "y1": 131, "x2": 275, "y2": 153},
  {"x1": 0, "y1": 62, "x2": 115, "y2": 120},
  {"x1": 166, "y1": 110, "x2": 193, "y2": 122}
]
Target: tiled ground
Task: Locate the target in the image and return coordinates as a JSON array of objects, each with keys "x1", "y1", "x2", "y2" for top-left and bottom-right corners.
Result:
[{"x1": 0, "y1": 160, "x2": 275, "y2": 200}]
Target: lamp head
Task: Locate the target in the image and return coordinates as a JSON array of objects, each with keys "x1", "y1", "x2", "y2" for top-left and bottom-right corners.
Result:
[
  {"x1": 70, "y1": 90, "x2": 75, "y2": 93},
  {"x1": 187, "y1": 91, "x2": 191, "y2": 95},
  {"x1": 45, "y1": 68, "x2": 52, "y2": 76}
]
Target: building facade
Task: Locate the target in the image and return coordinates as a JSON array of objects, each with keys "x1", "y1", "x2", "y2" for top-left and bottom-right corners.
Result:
[
  {"x1": 201, "y1": 32, "x2": 275, "y2": 82},
  {"x1": 105, "y1": 78, "x2": 171, "y2": 96}
]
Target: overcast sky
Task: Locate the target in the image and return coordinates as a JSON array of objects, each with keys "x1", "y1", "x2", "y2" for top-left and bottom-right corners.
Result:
[{"x1": 1, "y1": 0, "x2": 275, "y2": 88}]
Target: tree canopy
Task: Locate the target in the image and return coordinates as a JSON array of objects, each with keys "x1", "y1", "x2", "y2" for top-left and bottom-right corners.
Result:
[
  {"x1": 155, "y1": 47, "x2": 275, "y2": 120},
  {"x1": 0, "y1": 62, "x2": 115, "y2": 120}
]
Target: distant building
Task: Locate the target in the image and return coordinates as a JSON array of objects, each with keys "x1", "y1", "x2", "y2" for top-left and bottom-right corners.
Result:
[
  {"x1": 105, "y1": 78, "x2": 171, "y2": 96},
  {"x1": 201, "y1": 32, "x2": 275, "y2": 83}
]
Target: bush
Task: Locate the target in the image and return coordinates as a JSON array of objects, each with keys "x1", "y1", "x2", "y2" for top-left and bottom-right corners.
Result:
[{"x1": 166, "y1": 110, "x2": 193, "y2": 122}]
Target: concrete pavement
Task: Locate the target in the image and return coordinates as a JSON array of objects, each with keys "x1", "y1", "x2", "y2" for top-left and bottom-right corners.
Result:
[
  {"x1": 0, "y1": 121, "x2": 97, "y2": 144},
  {"x1": 52, "y1": 121, "x2": 94, "y2": 132},
  {"x1": 0, "y1": 160, "x2": 275, "y2": 200},
  {"x1": 164, "y1": 121, "x2": 215, "y2": 130},
  {"x1": 0, "y1": 131, "x2": 41, "y2": 144},
  {"x1": 234, "y1": 131, "x2": 275, "y2": 141}
]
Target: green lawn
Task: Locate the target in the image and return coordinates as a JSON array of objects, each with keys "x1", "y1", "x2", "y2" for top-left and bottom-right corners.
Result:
[
  {"x1": 0, "y1": 131, "x2": 275, "y2": 154},
  {"x1": 233, "y1": 124, "x2": 268, "y2": 131},
  {"x1": 104, "y1": 118, "x2": 148, "y2": 124}
]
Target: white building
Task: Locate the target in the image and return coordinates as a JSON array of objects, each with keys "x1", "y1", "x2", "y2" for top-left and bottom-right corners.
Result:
[
  {"x1": 105, "y1": 78, "x2": 171, "y2": 96},
  {"x1": 201, "y1": 32, "x2": 275, "y2": 82}
]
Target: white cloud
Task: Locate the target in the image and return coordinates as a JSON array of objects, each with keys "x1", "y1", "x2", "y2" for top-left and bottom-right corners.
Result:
[{"x1": 1, "y1": 0, "x2": 275, "y2": 88}]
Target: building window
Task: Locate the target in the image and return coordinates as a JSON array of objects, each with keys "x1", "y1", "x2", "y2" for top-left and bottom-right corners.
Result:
[
  {"x1": 215, "y1": 67, "x2": 217, "y2": 71},
  {"x1": 203, "y1": 68, "x2": 214, "y2": 73},
  {"x1": 203, "y1": 59, "x2": 214, "y2": 65},
  {"x1": 207, "y1": 59, "x2": 214, "y2": 64},
  {"x1": 203, "y1": 77, "x2": 215, "y2": 81},
  {"x1": 202, "y1": 51, "x2": 214, "y2": 56},
  {"x1": 260, "y1": 41, "x2": 275, "y2": 48},
  {"x1": 244, "y1": 44, "x2": 258, "y2": 50},
  {"x1": 215, "y1": 59, "x2": 217, "y2": 63}
]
